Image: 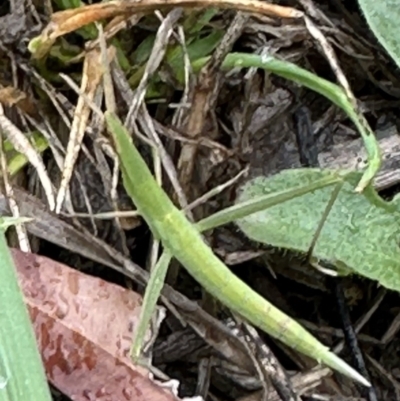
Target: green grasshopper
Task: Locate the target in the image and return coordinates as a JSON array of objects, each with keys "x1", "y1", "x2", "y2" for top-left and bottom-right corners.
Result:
[
  {"x1": 103, "y1": 49, "x2": 385, "y2": 388},
  {"x1": 106, "y1": 111, "x2": 373, "y2": 387}
]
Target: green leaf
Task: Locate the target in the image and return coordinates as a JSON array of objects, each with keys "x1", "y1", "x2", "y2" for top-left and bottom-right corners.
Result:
[
  {"x1": 166, "y1": 30, "x2": 224, "y2": 74},
  {"x1": 236, "y1": 169, "x2": 400, "y2": 292},
  {"x1": 358, "y1": 0, "x2": 400, "y2": 68},
  {"x1": 0, "y1": 232, "x2": 52, "y2": 400},
  {"x1": 3, "y1": 131, "x2": 48, "y2": 177},
  {"x1": 130, "y1": 251, "x2": 172, "y2": 361}
]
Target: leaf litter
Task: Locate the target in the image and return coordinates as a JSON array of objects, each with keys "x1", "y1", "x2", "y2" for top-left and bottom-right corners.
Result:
[
  {"x1": 2, "y1": 0, "x2": 400, "y2": 400},
  {"x1": 10, "y1": 248, "x2": 190, "y2": 401}
]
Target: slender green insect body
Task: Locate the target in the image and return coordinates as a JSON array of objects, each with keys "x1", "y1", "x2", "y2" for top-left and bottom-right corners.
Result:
[{"x1": 106, "y1": 111, "x2": 370, "y2": 387}]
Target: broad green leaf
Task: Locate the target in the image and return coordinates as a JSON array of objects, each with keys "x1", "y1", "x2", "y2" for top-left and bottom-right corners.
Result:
[
  {"x1": 236, "y1": 169, "x2": 400, "y2": 292},
  {"x1": 358, "y1": 0, "x2": 400, "y2": 68}
]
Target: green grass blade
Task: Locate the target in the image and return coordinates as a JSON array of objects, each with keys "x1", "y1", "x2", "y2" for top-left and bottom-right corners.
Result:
[
  {"x1": 191, "y1": 52, "x2": 381, "y2": 191},
  {"x1": 131, "y1": 251, "x2": 172, "y2": 361},
  {"x1": 105, "y1": 111, "x2": 370, "y2": 387},
  {"x1": 0, "y1": 231, "x2": 52, "y2": 401}
]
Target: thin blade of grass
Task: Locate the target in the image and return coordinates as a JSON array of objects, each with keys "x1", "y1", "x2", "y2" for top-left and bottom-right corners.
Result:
[
  {"x1": 130, "y1": 251, "x2": 172, "y2": 361},
  {"x1": 191, "y1": 52, "x2": 381, "y2": 191},
  {"x1": 0, "y1": 230, "x2": 52, "y2": 401}
]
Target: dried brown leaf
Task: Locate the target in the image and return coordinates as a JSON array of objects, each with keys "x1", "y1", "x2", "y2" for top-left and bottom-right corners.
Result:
[
  {"x1": 0, "y1": 87, "x2": 38, "y2": 117},
  {"x1": 11, "y1": 248, "x2": 181, "y2": 401},
  {"x1": 36, "y1": 0, "x2": 302, "y2": 51}
]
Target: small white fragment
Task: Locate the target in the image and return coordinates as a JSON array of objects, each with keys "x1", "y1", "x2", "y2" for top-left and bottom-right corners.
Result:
[
  {"x1": 260, "y1": 53, "x2": 274, "y2": 64},
  {"x1": 156, "y1": 379, "x2": 180, "y2": 395},
  {"x1": 0, "y1": 375, "x2": 9, "y2": 390}
]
